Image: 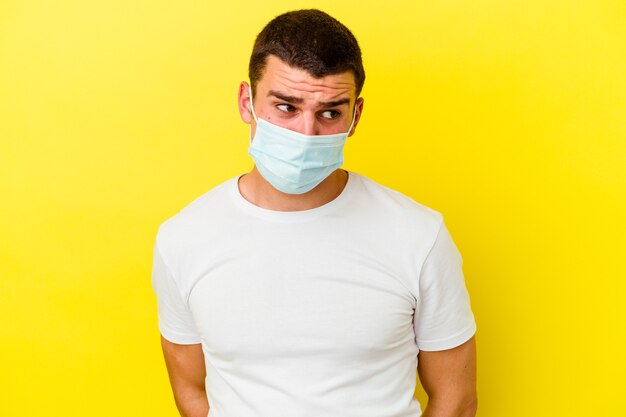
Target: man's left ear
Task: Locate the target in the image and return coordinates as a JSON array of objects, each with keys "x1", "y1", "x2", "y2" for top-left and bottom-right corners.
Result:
[{"x1": 349, "y1": 97, "x2": 364, "y2": 137}]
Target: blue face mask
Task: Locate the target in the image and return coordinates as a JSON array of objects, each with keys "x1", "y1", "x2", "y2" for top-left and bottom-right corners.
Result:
[{"x1": 248, "y1": 87, "x2": 357, "y2": 195}]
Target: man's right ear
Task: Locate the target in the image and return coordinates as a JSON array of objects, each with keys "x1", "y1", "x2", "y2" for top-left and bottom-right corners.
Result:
[{"x1": 237, "y1": 81, "x2": 253, "y2": 124}]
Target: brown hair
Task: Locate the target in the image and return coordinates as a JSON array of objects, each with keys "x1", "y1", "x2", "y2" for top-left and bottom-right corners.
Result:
[{"x1": 249, "y1": 9, "x2": 365, "y2": 97}]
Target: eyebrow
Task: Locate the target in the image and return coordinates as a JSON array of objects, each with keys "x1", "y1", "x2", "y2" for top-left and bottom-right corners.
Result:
[{"x1": 267, "y1": 90, "x2": 351, "y2": 108}]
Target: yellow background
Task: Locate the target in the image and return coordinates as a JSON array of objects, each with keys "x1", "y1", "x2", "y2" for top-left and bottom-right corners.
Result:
[{"x1": 1, "y1": 1, "x2": 624, "y2": 416}]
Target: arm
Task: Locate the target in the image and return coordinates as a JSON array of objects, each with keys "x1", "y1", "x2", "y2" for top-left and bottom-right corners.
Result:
[
  {"x1": 161, "y1": 335, "x2": 210, "y2": 417},
  {"x1": 418, "y1": 336, "x2": 477, "y2": 417}
]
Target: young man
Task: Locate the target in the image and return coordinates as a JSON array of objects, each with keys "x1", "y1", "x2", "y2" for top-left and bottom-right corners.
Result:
[{"x1": 152, "y1": 9, "x2": 477, "y2": 417}]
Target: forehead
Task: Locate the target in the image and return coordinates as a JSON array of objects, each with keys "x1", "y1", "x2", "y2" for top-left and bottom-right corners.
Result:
[{"x1": 257, "y1": 55, "x2": 356, "y2": 102}]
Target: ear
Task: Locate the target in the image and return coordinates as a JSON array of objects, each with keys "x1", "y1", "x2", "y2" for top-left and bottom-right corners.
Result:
[
  {"x1": 348, "y1": 97, "x2": 365, "y2": 137},
  {"x1": 238, "y1": 81, "x2": 253, "y2": 124}
]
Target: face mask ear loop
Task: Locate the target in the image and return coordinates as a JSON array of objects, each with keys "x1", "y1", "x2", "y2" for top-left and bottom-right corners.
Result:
[
  {"x1": 346, "y1": 101, "x2": 359, "y2": 135},
  {"x1": 248, "y1": 86, "x2": 259, "y2": 146}
]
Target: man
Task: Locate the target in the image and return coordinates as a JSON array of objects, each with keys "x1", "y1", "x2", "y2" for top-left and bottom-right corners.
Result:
[{"x1": 152, "y1": 9, "x2": 477, "y2": 417}]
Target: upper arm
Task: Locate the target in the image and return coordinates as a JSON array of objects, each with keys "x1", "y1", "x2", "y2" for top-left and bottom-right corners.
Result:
[
  {"x1": 414, "y1": 221, "x2": 476, "y2": 351},
  {"x1": 161, "y1": 336, "x2": 207, "y2": 407},
  {"x1": 417, "y1": 336, "x2": 477, "y2": 411},
  {"x1": 152, "y1": 243, "x2": 202, "y2": 345}
]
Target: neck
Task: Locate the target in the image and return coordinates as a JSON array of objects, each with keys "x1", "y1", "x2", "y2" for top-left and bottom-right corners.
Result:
[{"x1": 238, "y1": 167, "x2": 349, "y2": 212}]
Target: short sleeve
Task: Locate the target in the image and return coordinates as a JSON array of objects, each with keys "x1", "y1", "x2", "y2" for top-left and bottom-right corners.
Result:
[
  {"x1": 151, "y1": 241, "x2": 202, "y2": 344},
  {"x1": 414, "y1": 221, "x2": 476, "y2": 351}
]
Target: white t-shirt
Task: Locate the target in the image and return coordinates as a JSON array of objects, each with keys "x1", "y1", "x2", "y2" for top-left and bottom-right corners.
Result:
[{"x1": 152, "y1": 171, "x2": 476, "y2": 417}]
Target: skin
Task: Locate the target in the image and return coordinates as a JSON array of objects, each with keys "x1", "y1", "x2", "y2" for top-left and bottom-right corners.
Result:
[
  {"x1": 160, "y1": 336, "x2": 208, "y2": 417},
  {"x1": 419, "y1": 337, "x2": 478, "y2": 417},
  {"x1": 160, "y1": 54, "x2": 477, "y2": 417},
  {"x1": 236, "y1": 55, "x2": 365, "y2": 212}
]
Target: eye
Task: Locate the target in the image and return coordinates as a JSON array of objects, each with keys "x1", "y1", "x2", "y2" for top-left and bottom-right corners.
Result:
[
  {"x1": 277, "y1": 103, "x2": 296, "y2": 113},
  {"x1": 320, "y1": 110, "x2": 340, "y2": 120}
]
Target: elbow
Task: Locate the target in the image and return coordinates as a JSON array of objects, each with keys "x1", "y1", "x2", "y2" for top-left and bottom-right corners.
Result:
[
  {"x1": 448, "y1": 391, "x2": 477, "y2": 417},
  {"x1": 426, "y1": 391, "x2": 477, "y2": 417},
  {"x1": 460, "y1": 394, "x2": 478, "y2": 417}
]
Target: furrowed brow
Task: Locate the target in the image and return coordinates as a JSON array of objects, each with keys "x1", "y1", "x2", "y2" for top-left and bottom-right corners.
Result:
[
  {"x1": 267, "y1": 90, "x2": 304, "y2": 104},
  {"x1": 267, "y1": 90, "x2": 351, "y2": 108},
  {"x1": 319, "y1": 98, "x2": 351, "y2": 108}
]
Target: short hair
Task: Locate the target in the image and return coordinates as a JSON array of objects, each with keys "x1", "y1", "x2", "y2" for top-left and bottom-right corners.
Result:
[{"x1": 249, "y1": 9, "x2": 365, "y2": 98}]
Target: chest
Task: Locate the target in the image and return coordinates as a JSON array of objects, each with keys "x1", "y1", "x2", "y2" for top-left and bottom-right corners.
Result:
[{"x1": 187, "y1": 239, "x2": 418, "y2": 363}]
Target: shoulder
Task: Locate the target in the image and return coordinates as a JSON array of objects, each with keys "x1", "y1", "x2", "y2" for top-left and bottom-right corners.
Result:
[
  {"x1": 350, "y1": 172, "x2": 444, "y2": 232},
  {"x1": 155, "y1": 176, "x2": 238, "y2": 255}
]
